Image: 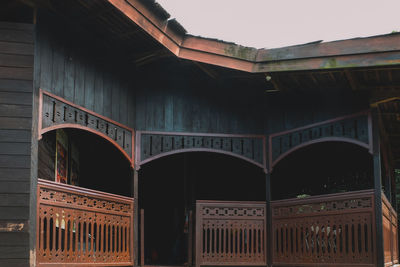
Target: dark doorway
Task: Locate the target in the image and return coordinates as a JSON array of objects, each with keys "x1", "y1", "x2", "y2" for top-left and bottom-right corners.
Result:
[
  {"x1": 139, "y1": 152, "x2": 265, "y2": 266},
  {"x1": 271, "y1": 142, "x2": 373, "y2": 200}
]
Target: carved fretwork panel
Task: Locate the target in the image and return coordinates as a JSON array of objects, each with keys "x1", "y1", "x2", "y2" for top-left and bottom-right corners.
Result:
[
  {"x1": 270, "y1": 112, "x2": 371, "y2": 167},
  {"x1": 196, "y1": 201, "x2": 267, "y2": 266},
  {"x1": 36, "y1": 179, "x2": 134, "y2": 266},
  {"x1": 137, "y1": 131, "x2": 266, "y2": 170},
  {"x1": 40, "y1": 91, "x2": 133, "y2": 160},
  {"x1": 271, "y1": 190, "x2": 376, "y2": 266}
]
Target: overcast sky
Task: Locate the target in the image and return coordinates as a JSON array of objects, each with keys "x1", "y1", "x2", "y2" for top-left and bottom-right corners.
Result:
[{"x1": 156, "y1": 0, "x2": 400, "y2": 49}]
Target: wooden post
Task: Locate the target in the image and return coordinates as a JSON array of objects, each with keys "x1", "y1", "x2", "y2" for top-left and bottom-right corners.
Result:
[
  {"x1": 133, "y1": 169, "x2": 139, "y2": 266},
  {"x1": 140, "y1": 209, "x2": 145, "y2": 266},
  {"x1": 265, "y1": 171, "x2": 272, "y2": 267},
  {"x1": 372, "y1": 109, "x2": 385, "y2": 267}
]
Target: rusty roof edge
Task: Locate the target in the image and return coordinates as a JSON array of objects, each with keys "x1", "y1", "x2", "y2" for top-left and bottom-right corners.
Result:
[{"x1": 111, "y1": 0, "x2": 400, "y2": 72}]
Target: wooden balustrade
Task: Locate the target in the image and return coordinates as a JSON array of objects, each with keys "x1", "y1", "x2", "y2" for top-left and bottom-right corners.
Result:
[
  {"x1": 271, "y1": 190, "x2": 377, "y2": 266},
  {"x1": 382, "y1": 193, "x2": 399, "y2": 267},
  {"x1": 36, "y1": 179, "x2": 134, "y2": 266},
  {"x1": 195, "y1": 200, "x2": 267, "y2": 267}
]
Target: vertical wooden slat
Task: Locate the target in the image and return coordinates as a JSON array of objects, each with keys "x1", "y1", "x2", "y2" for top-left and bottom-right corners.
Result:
[
  {"x1": 64, "y1": 219, "x2": 68, "y2": 256},
  {"x1": 46, "y1": 215, "x2": 50, "y2": 257},
  {"x1": 52, "y1": 215, "x2": 57, "y2": 255},
  {"x1": 271, "y1": 190, "x2": 377, "y2": 266},
  {"x1": 91, "y1": 220, "x2": 94, "y2": 254}
]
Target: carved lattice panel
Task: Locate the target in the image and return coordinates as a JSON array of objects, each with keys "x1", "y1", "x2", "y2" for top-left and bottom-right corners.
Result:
[
  {"x1": 196, "y1": 201, "x2": 267, "y2": 267},
  {"x1": 40, "y1": 90, "x2": 133, "y2": 160},
  {"x1": 382, "y1": 193, "x2": 399, "y2": 266},
  {"x1": 271, "y1": 190, "x2": 376, "y2": 266},
  {"x1": 270, "y1": 112, "x2": 371, "y2": 167},
  {"x1": 36, "y1": 179, "x2": 134, "y2": 266},
  {"x1": 137, "y1": 131, "x2": 266, "y2": 170}
]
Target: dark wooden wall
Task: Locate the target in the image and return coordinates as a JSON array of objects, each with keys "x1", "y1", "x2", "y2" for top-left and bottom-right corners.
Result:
[
  {"x1": 265, "y1": 91, "x2": 369, "y2": 135},
  {"x1": 134, "y1": 60, "x2": 265, "y2": 134},
  {"x1": 35, "y1": 14, "x2": 266, "y2": 135},
  {"x1": 0, "y1": 22, "x2": 34, "y2": 266},
  {"x1": 35, "y1": 14, "x2": 136, "y2": 128}
]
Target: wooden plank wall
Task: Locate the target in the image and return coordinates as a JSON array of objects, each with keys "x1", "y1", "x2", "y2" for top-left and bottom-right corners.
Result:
[
  {"x1": 0, "y1": 21, "x2": 34, "y2": 266},
  {"x1": 134, "y1": 61, "x2": 265, "y2": 134},
  {"x1": 265, "y1": 91, "x2": 369, "y2": 135},
  {"x1": 35, "y1": 14, "x2": 136, "y2": 129},
  {"x1": 35, "y1": 13, "x2": 266, "y2": 135}
]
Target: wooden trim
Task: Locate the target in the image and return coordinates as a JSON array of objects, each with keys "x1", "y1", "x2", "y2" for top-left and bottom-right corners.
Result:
[
  {"x1": 271, "y1": 137, "x2": 372, "y2": 169},
  {"x1": 268, "y1": 111, "x2": 372, "y2": 169},
  {"x1": 139, "y1": 148, "x2": 266, "y2": 172},
  {"x1": 40, "y1": 89, "x2": 134, "y2": 132},
  {"x1": 270, "y1": 189, "x2": 375, "y2": 206},
  {"x1": 40, "y1": 124, "x2": 133, "y2": 168},
  {"x1": 37, "y1": 179, "x2": 134, "y2": 202},
  {"x1": 269, "y1": 110, "x2": 370, "y2": 138},
  {"x1": 38, "y1": 89, "x2": 135, "y2": 168},
  {"x1": 107, "y1": 0, "x2": 400, "y2": 72},
  {"x1": 135, "y1": 130, "x2": 267, "y2": 173},
  {"x1": 137, "y1": 130, "x2": 265, "y2": 138}
]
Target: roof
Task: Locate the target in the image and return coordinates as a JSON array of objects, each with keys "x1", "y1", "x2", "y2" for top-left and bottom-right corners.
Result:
[
  {"x1": 6, "y1": 0, "x2": 400, "y2": 167},
  {"x1": 105, "y1": 0, "x2": 400, "y2": 73}
]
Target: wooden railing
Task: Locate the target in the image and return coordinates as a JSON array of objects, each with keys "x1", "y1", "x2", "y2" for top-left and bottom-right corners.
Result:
[
  {"x1": 195, "y1": 200, "x2": 267, "y2": 267},
  {"x1": 271, "y1": 190, "x2": 376, "y2": 266},
  {"x1": 36, "y1": 179, "x2": 134, "y2": 266},
  {"x1": 382, "y1": 193, "x2": 399, "y2": 267}
]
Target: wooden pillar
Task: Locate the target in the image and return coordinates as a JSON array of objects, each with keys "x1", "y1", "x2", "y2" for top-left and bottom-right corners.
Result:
[
  {"x1": 265, "y1": 171, "x2": 272, "y2": 267},
  {"x1": 372, "y1": 110, "x2": 385, "y2": 267},
  {"x1": 133, "y1": 169, "x2": 139, "y2": 266}
]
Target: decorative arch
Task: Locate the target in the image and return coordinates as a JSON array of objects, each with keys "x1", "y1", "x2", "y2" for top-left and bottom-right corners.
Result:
[
  {"x1": 38, "y1": 90, "x2": 134, "y2": 167},
  {"x1": 135, "y1": 131, "x2": 267, "y2": 173},
  {"x1": 269, "y1": 111, "x2": 372, "y2": 170}
]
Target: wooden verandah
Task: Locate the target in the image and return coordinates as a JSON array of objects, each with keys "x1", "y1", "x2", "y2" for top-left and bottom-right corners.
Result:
[
  {"x1": 36, "y1": 182, "x2": 398, "y2": 267},
  {"x1": 35, "y1": 90, "x2": 399, "y2": 266}
]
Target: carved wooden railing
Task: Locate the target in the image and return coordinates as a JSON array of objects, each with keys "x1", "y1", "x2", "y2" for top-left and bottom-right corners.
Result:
[
  {"x1": 271, "y1": 190, "x2": 376, "y2": 266},
  {"x1": 36, "y1": 179, "x2": 134, "y2": 266},
  {"x1": 195, "y1": 200, "x2": 267, "y2": 267},
  {"x1": 382, "y1": 193, "x2": 399, "y2": 267}
]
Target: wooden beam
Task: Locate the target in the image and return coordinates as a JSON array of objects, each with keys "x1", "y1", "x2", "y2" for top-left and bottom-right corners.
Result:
[
  {"x1": 133, "y1": 169, "x2": 139, "y2": 266},
  {"x1": 371, "y1": 97, "x2": 400, "y2": 107},
  {"x1": 193, "y1": 62, "x2": 218, "y2": 79},
  {"x1": 344, "y1": 70, "x2": 358, "y2": 91}
]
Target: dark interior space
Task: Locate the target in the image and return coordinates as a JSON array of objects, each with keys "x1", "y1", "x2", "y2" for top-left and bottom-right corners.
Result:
[
  {"x1": 271, "y1": 142, "x2": 373, "y2": 200},
  {"x1": 38, "y1": 128, "x2": 132, "y2": 197},
  {"x1": 139, "y1": 152, "x2": 265, "y2": 266}
]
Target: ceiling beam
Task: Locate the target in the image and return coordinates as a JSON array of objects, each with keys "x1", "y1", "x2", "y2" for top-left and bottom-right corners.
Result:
[{"x1": 344, "y1": 70, "x2": 358, "y2": 91}]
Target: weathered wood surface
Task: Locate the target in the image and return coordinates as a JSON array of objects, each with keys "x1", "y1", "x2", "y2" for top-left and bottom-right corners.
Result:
[
  {"x1": 35, "y1": 14, "x2": 135, "y2": 128},
  {"x1": 0, "y1": 21, "x2": 34, "y2": 266},
  {"x1": 36, "y1": 13, "x2": 265, "y2": 135}
]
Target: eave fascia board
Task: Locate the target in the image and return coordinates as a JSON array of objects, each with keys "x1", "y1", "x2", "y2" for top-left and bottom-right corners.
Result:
[{"x1": 109, "y1": 0, "x2": 400, "y2": 73}]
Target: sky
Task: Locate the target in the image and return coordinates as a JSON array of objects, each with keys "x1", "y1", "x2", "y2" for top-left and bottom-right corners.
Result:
[{"x1": 156, "y1": 0, "x2": 400, "y2": 49}]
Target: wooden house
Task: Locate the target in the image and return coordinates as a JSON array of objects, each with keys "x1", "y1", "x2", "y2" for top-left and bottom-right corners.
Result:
[{"x1": 1, "y1": 0, "x2": 400, "y2": 266}]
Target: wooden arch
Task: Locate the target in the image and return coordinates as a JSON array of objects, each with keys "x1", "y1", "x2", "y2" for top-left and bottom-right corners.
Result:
[
  {"x1": 135, "y1": 131, "x2": 267, "y2": 173},
  {"x1": 38, "y1": 90, "x2": 135, "y2": 167},
  {"x1": 269, "y1": 111, "x2": 372, "y2": 170}
]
